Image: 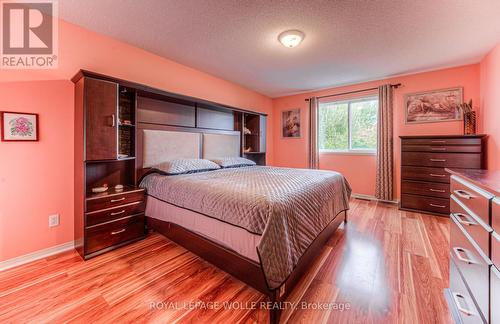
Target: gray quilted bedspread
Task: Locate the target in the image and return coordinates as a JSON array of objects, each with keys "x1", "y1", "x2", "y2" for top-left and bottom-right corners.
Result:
[{"x1": 140, "y1": 166, "x2": 351, "y2": 289}]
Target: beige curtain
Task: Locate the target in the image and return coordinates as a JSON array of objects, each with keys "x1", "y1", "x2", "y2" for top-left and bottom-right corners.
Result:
[
  {"x1": 375, "y1": 85, "x2": 394, "y2": 201},
  {"x1": 308, "y1": 97, "x2": 319, "y2": 169}
]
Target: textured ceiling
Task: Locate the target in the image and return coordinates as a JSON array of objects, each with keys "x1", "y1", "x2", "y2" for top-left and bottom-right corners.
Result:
[{"x1": 59, "y1": 0, "x2": 500, "y2": 97}]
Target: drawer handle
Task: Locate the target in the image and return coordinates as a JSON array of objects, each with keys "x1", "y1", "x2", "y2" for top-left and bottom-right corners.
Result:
[
  {"x1": 452, "y1": 292, "x2": 476, "y2": 316},
  {"x1": 430, "y1": 147, "x2": 446, "y2": 151},
  {"x1": 429, "y1": 203, "x2": 446, "y2": 208},
  {"x1": 110, "y1": 210, "x2": 126, "y2": 216},
  {"x1": 111, "y1": 229, "x2": 126, "y2": 235},
  {"x1": 453, "y1": 213, "x2": 477, "y2": 226},
  {"x1": 453, "y1": 190, "x2": 473, "y2": 200},
  {"x1": 429, "y1": 158, "x2": 446, "y2": 162},
  {"x1": 110, "y1": 197, "x2": 126, "y2": 203},
  {"x1": 431, "y1": 140, "x2": 446, "y2": 143},
  {"x1": 429, "y1": 173, "x2": 446, "y2": 177},
  {"x1": 453, "y1": 247, "x2": 476, "y2": 264},
  {"x1": 429, "y1": 188, "x2": 446, "y2": 193}
]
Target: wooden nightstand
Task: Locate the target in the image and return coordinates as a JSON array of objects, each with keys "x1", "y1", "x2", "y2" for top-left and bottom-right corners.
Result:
[{"x1": 83, "y1": 186, "x2": 146, "y2": 259}]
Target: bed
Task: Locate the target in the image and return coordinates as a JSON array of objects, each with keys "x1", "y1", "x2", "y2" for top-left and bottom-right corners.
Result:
[{"x1": 138, "y1": 127, "x2": 351, "y2": 323}]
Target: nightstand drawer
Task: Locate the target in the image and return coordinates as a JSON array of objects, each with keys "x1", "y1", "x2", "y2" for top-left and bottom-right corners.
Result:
[
  {"x1": 451, "y1": 175, "x2": 493, "y2": 226},
  {"x1": 402, "y1": 152, "x2": 481, "y2": 168},
  {"x1": 86, "y1": 201, "x2": 145, "y2": 226},
  {"x1": 86, "y1": 189, "x2": 145, "y2": 212},
  {"x1": 85, "y1": 214, "x2": 145, "y2": 255}
]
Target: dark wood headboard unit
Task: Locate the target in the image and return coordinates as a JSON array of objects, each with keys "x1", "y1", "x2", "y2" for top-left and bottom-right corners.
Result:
[
  {"x1": 72, "y1": 70, "x2": 268, "y2": 181},
  {"x1": 72, "y1": 69, "x2": 268, "y2": 259}
]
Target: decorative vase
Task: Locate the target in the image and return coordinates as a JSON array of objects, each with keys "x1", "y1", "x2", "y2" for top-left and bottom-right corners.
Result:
[{"x1": 463, "y1": 111, "x2": 477, "y2": 135}]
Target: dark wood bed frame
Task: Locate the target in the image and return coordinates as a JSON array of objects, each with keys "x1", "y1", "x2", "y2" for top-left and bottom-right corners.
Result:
[
  {"x1": 72, "y1": 70, "x2": 348, "y2": 323},
  {"x1": 146, "y1": 211, "x2": 347, "y2": 323}
]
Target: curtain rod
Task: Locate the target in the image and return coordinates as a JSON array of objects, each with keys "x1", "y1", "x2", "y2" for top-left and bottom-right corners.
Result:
[{"x1": 304, "y1": 83, "x2": 401, "y2": 101}]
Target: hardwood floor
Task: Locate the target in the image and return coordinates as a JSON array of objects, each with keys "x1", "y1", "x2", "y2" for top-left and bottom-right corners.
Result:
[{"x1": 0, "y1": 198, "x2": 452, "y2": 323}]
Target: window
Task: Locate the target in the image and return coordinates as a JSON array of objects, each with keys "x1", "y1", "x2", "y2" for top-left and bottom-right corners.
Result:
[{"x1": 319, "y1": 96, "x2": 378, "y2": 153}]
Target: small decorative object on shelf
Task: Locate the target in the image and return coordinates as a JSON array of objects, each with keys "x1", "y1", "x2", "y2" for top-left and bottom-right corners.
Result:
[
  {"x1": 92, "y1": 184, "x2": 109, "y2": 193},
  {"x1": 244, "y1": 147, "x2": 252, "y2": 153},
  {"x1": 114, "y1": 184, "x2": 124, "y2": 191},
  {"x1": 458, "y1": 99, "x2": 476, "y2": 135},
  {"x1": 243, "y1": 127, "x2": 251, "y2": 135}
]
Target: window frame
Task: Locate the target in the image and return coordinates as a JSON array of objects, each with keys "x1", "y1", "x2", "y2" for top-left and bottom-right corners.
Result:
[{"x1": 318, "y1": 95, "x2": 378, "y2": 155}]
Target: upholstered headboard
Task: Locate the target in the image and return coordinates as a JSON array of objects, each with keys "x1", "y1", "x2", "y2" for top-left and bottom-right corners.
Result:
[
  {"x1": 141, "y1": 129, "x2": 240, "y2": 168},
  {"x1": 202, "y1": 133, "x2": 240, "y2": 159},
  {"x1": 142, "y1": 130, "x2": 201, "y2": 168}
]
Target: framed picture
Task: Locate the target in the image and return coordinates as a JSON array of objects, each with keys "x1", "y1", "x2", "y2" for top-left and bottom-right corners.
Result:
[
  {"x1": 405, "y1": 87, "x2": 463, "y2": 124},
  {"x1": 1, "y1": 111, "x2": 39, "y2": 141},
  {"x1": 282, "y1": 108, "x2": 301, "y2": 138}
]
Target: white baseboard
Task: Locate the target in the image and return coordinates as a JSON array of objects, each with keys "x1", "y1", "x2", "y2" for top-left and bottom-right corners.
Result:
[
  {"x1": 0, "y1": 241, "x2": 75, "y2": 272},
  {"x1": 351, "y1": 193, "x2": 398, "y2": 204}
]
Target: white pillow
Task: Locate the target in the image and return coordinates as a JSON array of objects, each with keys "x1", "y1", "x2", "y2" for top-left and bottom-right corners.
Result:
[
  {"x1": 210, "y1": 157, "x2": 256, "y2": 168},
  {"x1": 154, "y1": 159, "x2": 220, "y2": 175}
]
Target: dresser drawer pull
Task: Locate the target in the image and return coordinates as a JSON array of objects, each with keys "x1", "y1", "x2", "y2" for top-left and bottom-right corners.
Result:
[
  {"x1": 110, "y1": 210, "x2": 126, "y2": 216},
  {"x1": 452, "y1": 292, "x2": 476, "y2": 316},
  {"x1": 453, "y1": 247, "x2": 476, "y2": 264},
  {"x1": 453, "y1": 213, "x2": 477, "y2": 226},
  {"x1": 111, "y1": 229, "x2": 126, "y2": 235},
  {"x1": 429, "y1": 173, "x2": 446, "y2": 177},
  {"x1": 431, "y1": 140, "x2": 446, "y2": 143},
  {"x1": 429, "y1": 188, "x2": 446, "y2": 193},
  {"x1": 429, "y1": 158, "x2": 446, "y2": 162},
  {"x1": 453, "y1": 190, "x2": 473, "y2": 200},
  {"x1": 110, "y1": 197, "x2": 126, "y2": 203},
  {"x1": 430, "y1": 147, "x2": 446, "y2": 151},
  {"x1": 430, "y1": 203, "x2": 446, "y2": 208}
]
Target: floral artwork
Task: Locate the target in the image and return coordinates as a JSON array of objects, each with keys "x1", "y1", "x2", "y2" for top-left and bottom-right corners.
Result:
[
  {"x1": 282, "y1": 109, "x2": 301, "y2": 138},
  {"x1": 1, "y1": 112, "x2": 38, "y2": 141},
  {"x1": 405, "y1": 87, "x2": 463, "y2": 124}
]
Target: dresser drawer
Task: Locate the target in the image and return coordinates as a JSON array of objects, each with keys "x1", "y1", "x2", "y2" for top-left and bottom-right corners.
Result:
[
  {"x1": 450, "y1": 214, "x2": 490, "y2": 319},
  {"x1": 86, "y1": 189, "x2": 145, "y2": 212},
  {"x1": 401, "y1": 137, "x2": 482, "y2": 146},
  {"x1": 86, "y1": 201, "x2": 145, "y2": 227},
  {"x1": 451, "y1": 175, "x2": 493, "y2": 226},
  {"x1": 401, "y1": 194, "x2": 449, "y2": 214},
  {"x1": 401, "y1": 180, "x2": 449, "y2": 198},
  {"x1": 449, "y1": 259, "x2": 486, "y2": 324},
  {"x1": 492, "y1": 265, "x2": 500, "y2": 324},
  {"x1": 401, "y1": 166, "x2": 450, "y2": 183},
  {"x1": 85, "y1": 214, "x2": 145, "y2": 255},
  {"x1": 402, "y1": 145, "x2": 482, "y2": 153},
  {"x1": 402, "y1": 152, "x2": 481, "y2": 168},
  {"x1": 493, "y1": 198, "x2": 500, "y2": 233},
  {"x1": 450, "y1": 195, "x2": 490, "y2": 254},
  {"x1": 493, "y1": 231, "x2": 500, "y2": 269}
]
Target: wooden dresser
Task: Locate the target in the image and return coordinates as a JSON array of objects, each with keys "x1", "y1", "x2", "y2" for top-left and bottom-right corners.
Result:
[
  {"x1": 400, "y1": 135, "x2": 486, "y2": 216},
  {"x1": 445, "y1": 169, "x2": 500, "y2": 324}
]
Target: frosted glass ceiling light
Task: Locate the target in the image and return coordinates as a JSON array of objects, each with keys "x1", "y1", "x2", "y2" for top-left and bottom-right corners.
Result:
[{"x1": 278, "y1": 30, "x2": 305, "y2": 48}]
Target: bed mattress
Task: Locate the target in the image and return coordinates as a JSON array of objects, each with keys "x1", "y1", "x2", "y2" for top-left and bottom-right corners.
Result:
[{"x1": 141, "y1": 166, "x2": 351, "y2": 289}]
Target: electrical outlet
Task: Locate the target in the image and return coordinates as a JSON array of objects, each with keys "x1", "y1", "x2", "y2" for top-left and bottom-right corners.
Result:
[{"x1": 48, "y1": 214, "x2": 59, "y2": 227}]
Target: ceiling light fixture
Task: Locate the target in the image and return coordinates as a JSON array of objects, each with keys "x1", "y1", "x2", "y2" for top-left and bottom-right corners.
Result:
[{"x1": 278, "y1": 30, "x2": 305, "y2": 48}]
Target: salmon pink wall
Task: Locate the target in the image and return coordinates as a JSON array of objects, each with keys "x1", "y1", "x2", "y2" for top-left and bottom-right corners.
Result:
[
  {"x1": 1, "y1": 20, "x2": 274, "y2": 262},
  {"x1": 480, "y1": 43, "x2": 500, "y2": 170},
  {"x1": 0, "y1": 81, "x2": 74, "y2": 261},
  {"x1": 273, "y1": 64, "x2": 480, "y2": 198}
]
